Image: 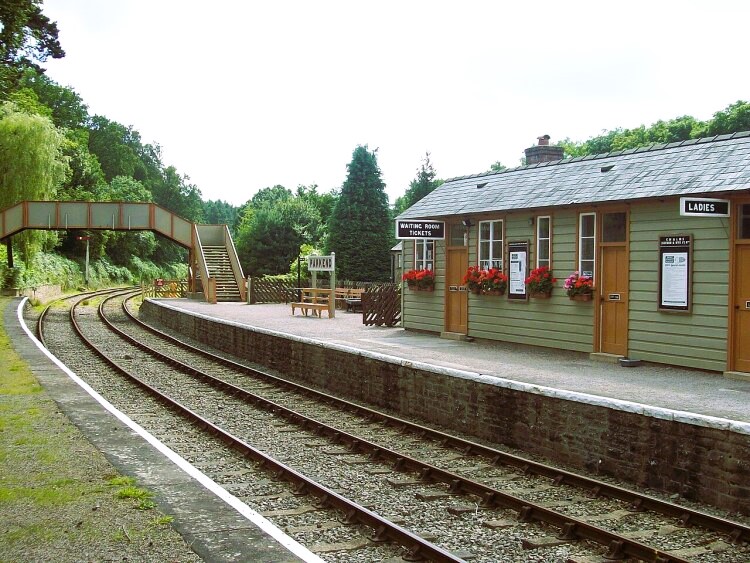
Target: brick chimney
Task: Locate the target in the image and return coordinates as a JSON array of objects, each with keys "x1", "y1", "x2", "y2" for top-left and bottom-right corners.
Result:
[{"x1": 524, "y1": 135, "x2": 564, "y2": 164}]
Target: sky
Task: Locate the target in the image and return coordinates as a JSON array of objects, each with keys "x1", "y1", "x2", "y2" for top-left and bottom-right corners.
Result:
[{"x1": 41, "y1": 1, "x2": 750, "y2": 207}]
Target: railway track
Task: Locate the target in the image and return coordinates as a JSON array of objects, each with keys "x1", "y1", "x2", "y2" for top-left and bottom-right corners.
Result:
[{"x1": 33, "y1": 289, "x2": 750, "y2": 562}]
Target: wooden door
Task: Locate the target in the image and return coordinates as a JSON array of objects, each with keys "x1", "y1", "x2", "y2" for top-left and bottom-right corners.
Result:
[
  {"x1": 599, "y1": 245, "x2": 628, "y2": 355},
  {"x1": 445, "y1": 246, "x2": 468, "y2": 334},
  {"x1": 732, "y1": 244, "x2": 750, "y2": 372}
]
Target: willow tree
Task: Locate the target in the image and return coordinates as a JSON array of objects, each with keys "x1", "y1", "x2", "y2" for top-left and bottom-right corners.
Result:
[
  {"x1": 327, "y1": 145, "x2": 392, "y2": 281},
  {"x1": 0, "y1": 101, "x2": 67, "y2": 263}
]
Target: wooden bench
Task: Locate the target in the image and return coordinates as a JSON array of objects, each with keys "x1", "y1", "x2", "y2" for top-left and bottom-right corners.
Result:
[
  {"x1": 344, "y1": 298, "x2": 362, "y2": 313},
  {"x1": 291, "y1": 302, "x2": 330, "y2": 317}
]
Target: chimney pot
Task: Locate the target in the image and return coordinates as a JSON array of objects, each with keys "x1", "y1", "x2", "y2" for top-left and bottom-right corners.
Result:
[{"x1": 537, "y1": 135, "x2": 551, "y2": 146}]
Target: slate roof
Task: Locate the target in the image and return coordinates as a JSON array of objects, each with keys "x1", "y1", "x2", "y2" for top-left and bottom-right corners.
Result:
[{"x1": 396, "y1": 132, "x2": 750, "y2": 220}]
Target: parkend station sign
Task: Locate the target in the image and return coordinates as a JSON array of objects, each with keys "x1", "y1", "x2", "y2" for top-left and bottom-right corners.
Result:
[{"x1": 395, "y1": 220, "x2": 445, "y2": 240}]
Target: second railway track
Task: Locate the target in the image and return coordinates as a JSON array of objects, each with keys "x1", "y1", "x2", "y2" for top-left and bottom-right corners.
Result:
[{"x1": 33, "y1": 289, "x2": 750, "y2": 562}]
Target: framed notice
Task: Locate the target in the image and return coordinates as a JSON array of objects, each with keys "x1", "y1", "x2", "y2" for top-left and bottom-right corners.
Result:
[
  {"x1": 508, "y1": 241, "x2": 529, "y2": 301},
  {"x1": 659, "y1": 235, "x2": 692, "y2": 312}
]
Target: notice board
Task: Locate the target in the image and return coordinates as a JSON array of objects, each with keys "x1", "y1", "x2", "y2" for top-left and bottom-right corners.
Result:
[
  {"x1": 659, "y1": 235, "x2": 692, "y2": 312},
  {"x1": 508, "y1": 241, "x2": 529, "y2": 301}
]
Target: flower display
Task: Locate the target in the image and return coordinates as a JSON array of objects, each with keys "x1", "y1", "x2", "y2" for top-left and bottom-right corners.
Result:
[
  {"x1": 462, "y1": 266, "x2": 508, "y2": 295},
  {"x1": 462, "y1": 266, "x2": 483, "y2": 293},
  {"x1": 402, "y1": 268, "x2": 435, "y2": 290},
  {"x1": 480, "y1": 268, "x2": 508, "y2": 294},
  {"x1": 563, "y1": 271, "x2": 594, "y2": 297},
  {"x1": 525, "y1": 265, "x2": 556, "y2": 296}
]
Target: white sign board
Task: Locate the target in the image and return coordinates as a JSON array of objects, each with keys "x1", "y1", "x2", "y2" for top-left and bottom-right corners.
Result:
[{"x1": 307, "y1": 254, "x2": 335, "y2": 272}]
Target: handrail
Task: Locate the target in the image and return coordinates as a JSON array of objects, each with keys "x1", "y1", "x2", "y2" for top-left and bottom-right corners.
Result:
[
  {"x1": 223, "y1": 225, "x2": 246, "y2": 302},
  {"x1": 193, "y1": 224, "x2": 215, "y2": 303}
]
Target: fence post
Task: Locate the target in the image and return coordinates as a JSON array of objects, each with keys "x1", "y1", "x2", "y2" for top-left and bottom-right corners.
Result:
[
  {"x1": 329, "y1": 261, "x2": 336, "y2": 319},
  {"x1": 247, "y1": 276, "x2": 253, "y2": 304}
]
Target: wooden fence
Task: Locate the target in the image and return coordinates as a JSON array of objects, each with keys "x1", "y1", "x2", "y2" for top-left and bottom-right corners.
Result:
[
  {"x1": 142, "y1": 279, "x2": 188, "y2": 299},
  {"x1": 363, "y1": 283, "x2": 401, "y2": 327},
  {"x1": 247, "y1": 278, "x2": 372, "y2": 303},
  {"x1": 247, "y1": 279, "x2": 305, "y2": 303},
  {"x1": 247, "y1": 278, "x2": 402, "y2": 327}
]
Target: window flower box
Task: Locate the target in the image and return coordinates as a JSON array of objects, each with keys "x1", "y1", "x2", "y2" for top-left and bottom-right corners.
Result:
[
  {"x1": 525, "y1": 266, "x2": 556, "y2": 297},
  {"x1": 564, "y1": 271, "x2": 594, "y2": 302},
  {"x1": 403, "y1": 269, "x2": 435, "y2": 291},
  {"x1": 463, "y1": 266, "x2": 507, "y2": 296}
]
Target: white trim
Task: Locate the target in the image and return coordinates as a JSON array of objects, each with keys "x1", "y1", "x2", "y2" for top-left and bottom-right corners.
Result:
[
  {"x1": 16, "y1": 298, "x2": 323, "y2": 563},
  {"x1": 414, "y1": 239, "x2": 435, "y2": 270},
  {"x1": 578, "y1": 212, "x2": 596, "y2": 281},
  {"x1": 478, "y1": 219, "x2": 503, "y2": 270},
  {"x1": 536, "y1": 215, "x2": 551, "y2": 269}
]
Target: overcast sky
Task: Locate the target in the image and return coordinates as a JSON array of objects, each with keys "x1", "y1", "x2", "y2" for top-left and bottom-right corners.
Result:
[{"x1": 42, "y1": 0, "x2": 750, "y2": 206}]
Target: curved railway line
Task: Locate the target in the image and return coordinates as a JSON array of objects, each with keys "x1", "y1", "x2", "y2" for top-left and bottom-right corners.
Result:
[{"x1": 32, "y1": 288, "x2": 750, "y2": 562}]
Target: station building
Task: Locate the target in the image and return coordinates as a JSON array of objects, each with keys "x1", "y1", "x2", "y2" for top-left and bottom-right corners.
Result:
[{"x1": 395, "y1": 132, "x2": 750, "y2": 378}]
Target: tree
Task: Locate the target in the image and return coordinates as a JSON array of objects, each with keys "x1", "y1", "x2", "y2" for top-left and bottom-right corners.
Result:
[
  {"x1": 0, "y1": 101, "x2": 66, "y2": 206},
  {"x1": 296, "y1": 184, "x2": 338, "y2": 228},
  {"x1": 707, "y1": 101, "x2": 750, "y2": 136},
  {"x1": 0, "y1": 101, "x2": 66, "y2": 264},
  {"x1": 488, "y1": 161, "x2": 507, "y2": 173},
  {"x1": 0, "y1": 0, "x2": 64, "y2": 94},
  {"x1": 19, "y1": 68, "x2": 89, "y2": 129},
  {"x1": 327, "y1": 145, "x2": 392, "y2": 281},
  {"x1": 394, "y1": 152, "x2": 443, "y2": 215},
  {"x1": 87, "y1": 116, "x2": 146, "y2": 182},
  {"x1": 102, "y1": 176, "x2": 156, "y2": 265},
  {"x1": 235, "y1": 198, "x2": 321, "y2": 276},
  {"x1": 202, "y1": 199, "x2": 240, "y2": 231}
]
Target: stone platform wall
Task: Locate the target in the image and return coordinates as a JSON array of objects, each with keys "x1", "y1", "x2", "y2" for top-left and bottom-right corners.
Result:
[{"x1": 140, "y1": 299, "x2": 749, "y2": 515}]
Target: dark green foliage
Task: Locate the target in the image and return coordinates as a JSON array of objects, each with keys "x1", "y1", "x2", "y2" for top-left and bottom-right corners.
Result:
[
  {"x1": 251, "y1": 185, "x2": 293, "y2": 207},
  {"x1": 559, "y1": 101, "x2": 748, "y2": 158},
  {"x1": 19, "y1": 69, "x2": 88, "y2": 129},
  {"x1": 0, "y1": 0, "x2": 64, "y2": 95},
  {"x1": 327, "y1": 145, "x2": 392, "y2": 281},
  {"x1": 706, "y1": 101, "x2": 750, "y2": 135},
  {"x1": 235, "y1": 198, "x2": 321, "y2": 276},
  {"x1": 296, "y1": 184, "x2": 338, "y2": 228},
  {"x1": 202, "y1": 199, "x2": 240, "y2": 232},
  {"x1": 394, "y1": 152, "x2": 443, "y2": 215}
]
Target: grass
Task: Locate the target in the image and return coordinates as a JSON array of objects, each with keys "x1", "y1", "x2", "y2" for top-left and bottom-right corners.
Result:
[{"x1": 0, "y1": 296, "x2": 195, "y2": 560}]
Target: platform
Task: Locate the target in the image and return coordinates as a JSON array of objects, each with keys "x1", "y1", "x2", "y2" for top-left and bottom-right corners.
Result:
[
  {"x1": 3, "y1": 298, "x2": 318, "y2": 563},
  {"x1": 162, "y1": 300, "x2": 750, "y2": 425}
]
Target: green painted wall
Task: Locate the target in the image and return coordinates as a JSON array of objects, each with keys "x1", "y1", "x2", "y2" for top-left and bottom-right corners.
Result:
[
  {"x1": 402, "y1": 238, "x2": 445, "y2": 334},
  {"x1": 465, "y1": 212, "x2": 594, "y2": 352},
  {"x1": 628, "y1": 202, "x2": 729, "y2": 372},
  {"x1": 401, "y1": 201, "x2": 732, "y2": 371}
]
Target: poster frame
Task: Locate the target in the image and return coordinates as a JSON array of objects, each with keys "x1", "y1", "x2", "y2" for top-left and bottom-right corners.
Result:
[
  {"x1": 507, "y1": 240, "x2": 529, "y2": 301},
  {"x1": 658, "y1": 234, "x2": 692, "y2": 313}
]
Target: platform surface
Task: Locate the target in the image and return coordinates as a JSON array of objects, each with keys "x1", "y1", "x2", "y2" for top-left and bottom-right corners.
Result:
[
  {"x1": 4, "y1": 298, "x2": 316, "y2": 563},
  {"x1": 162, "y1": 300, "x2": 750, "y2": 425}
]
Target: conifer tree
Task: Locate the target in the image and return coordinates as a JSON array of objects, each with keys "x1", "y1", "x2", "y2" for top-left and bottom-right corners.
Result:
[{"x1": 327, "y1": 145, "x2": 392, "y2": 281}]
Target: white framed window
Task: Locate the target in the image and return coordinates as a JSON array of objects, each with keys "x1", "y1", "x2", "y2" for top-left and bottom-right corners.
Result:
[
  {"x1": 536, "y1": 216, "x2": 551, "y2": 269},
  {"x1": 578, "y1": 212, "x2": 596, "y2": 280},
  {"x1": 478, "y1": 220, "x2": 503, "y2": 270},
  {"x1": 415, "y1": 240, "x2": 434, "y2": 270}
]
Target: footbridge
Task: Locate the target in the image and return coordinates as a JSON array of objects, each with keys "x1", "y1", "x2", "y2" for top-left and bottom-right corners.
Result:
[{"x1": 0, "y1": 200, "x2": 245, "y2": 303}]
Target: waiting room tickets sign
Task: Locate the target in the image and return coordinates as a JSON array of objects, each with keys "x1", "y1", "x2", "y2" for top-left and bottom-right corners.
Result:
[{"x1": 395, "y1": 220, "x2": 445, "y2": 239}]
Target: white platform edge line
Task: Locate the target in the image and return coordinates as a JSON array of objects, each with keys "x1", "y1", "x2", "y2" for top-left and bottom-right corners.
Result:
[
  {"x1": 17, "y1": 298, "x2": 323, "y2": 563},
  {"x1": 151, "y1": 299, "x2": 750, "y2": 436}
]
